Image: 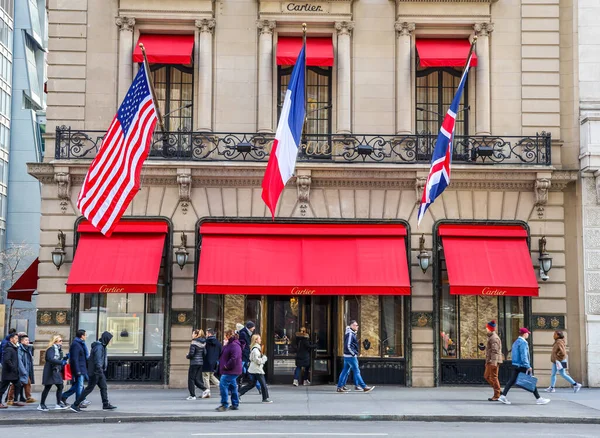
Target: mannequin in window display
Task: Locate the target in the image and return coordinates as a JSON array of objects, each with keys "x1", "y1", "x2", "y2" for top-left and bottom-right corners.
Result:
[{"x1": 483, "y1": 321, "x2": 503, "y2": 401}]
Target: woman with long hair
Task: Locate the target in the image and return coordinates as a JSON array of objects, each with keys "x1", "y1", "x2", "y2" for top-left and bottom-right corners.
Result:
[
  {"x1": 186, "y1": 329, "x2": 209, "y2": 400},
  {"x1": 216, "y1": 329, "x2": 242, "y2": 412},
  {"x1": 239, "y1": 334, "x2": 272, "y2": 403},
  {"x1": 39, "y1": 335, "x2": 69, "y2": 411},
  {"x1": 293, "y1": 327, "x2": 316, "y2": 386},
  {"x1": 545, "y1": 330, "x2": 582, "y2": 393}
]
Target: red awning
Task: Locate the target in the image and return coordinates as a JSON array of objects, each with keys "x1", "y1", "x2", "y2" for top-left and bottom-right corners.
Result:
[
  {"x1": 133, "y1": 34, "x2": 194, "y2": 64},
  {"x1": 196, "y1": 223, "x2": 411, "y2": 295},
  {"x1": 416, "y1": 39, "x2": 478, "y2": 68},
  {"x1": 439, "y1": 225, "x2": 538, "y2": 297},
  {"x1": 277, "y1": 37, "x2": 334, "y2": 67},
  {"x1": 7, "y1": 258, "x2": 39, "y2": 302},
  {"x1": 66, "y1": 221, "x2": 168, "y2": 294}
]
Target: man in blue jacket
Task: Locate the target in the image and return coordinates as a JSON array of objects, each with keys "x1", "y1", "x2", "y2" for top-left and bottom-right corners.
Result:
[
  {"x1": 335, "y1": 320, "x2": 374, "y2": 393},
  {"x1": 499, "y1": 328, "x2": 550, "y2": 405},
  {"x1": 61, "y1": 329, "x2": 91, "y2": 408}
]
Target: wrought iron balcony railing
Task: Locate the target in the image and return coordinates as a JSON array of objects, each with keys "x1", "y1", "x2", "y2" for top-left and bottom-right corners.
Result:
[{"x1": 55, "y1": 126, "x2": 551, "y2": 165}]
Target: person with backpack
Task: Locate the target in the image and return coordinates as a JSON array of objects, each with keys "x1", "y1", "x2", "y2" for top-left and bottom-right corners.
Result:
[{"x1": 186, "y1": 329, "x2": 209, "y2": 400}]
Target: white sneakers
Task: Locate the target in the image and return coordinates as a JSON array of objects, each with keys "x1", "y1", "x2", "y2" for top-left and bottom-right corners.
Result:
[
  {"x1": 202, "y1": 390, "x2": 211, "y2": 399},
  {"x1": 544, "y1": 386, "x2": 555, "y2": 393},
  {"x1": 574, "y1": 383, "x2": 582, "y2": 393},
  {"x1": 303, "y1": 380, "x2": 311, "y2": 386},
  {"x1": 293, "y1": 379, "x2": 299, "y2": 387},
  {"x1": 186, "y1": 396, "x2": 196, "y2": 400},
  {"x1": 498, "y1": 395, "x2": 511, "y2": 405},
  {"x1": 536, "y1": 397, "x2": 551, "y2": 405}
]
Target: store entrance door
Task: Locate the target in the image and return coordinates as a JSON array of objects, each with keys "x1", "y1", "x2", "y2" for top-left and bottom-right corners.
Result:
[{"x1": 267, "y1": 296, "x2": 334, "y2": 385}]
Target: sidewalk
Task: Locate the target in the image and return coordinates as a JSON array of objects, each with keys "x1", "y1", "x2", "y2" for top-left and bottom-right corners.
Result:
[{"x1": 1, "y1": 386, "x2": 600, "y2": 425}]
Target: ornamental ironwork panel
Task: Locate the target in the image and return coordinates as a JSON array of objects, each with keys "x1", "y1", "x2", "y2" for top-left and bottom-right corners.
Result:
[
  {"x1": 105, "y1": 357, "x2": 163, "y2": 383},
  {"x1": 55, "y1": 126, "x2": 551, "y2": 165},
  {"x1": 441, "y1": 359, "x2": 514, "y2": 385},
  {"x1": 336, "y1": 357, "x2": 406, "y2": 385}
]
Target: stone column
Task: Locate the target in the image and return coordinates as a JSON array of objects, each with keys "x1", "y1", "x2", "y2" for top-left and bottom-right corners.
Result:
[
  {"x1": 335, "y1": 21, "x2": 354, "y2": 134},
  {"x1": 473, "y1": 23, "x2": 493, "y2": 136},
  {"x1": 257, "y1": 20, "x2": 276, "y2": 133},
  {"x1": 196, "y1": 19, "x2": 216, "y2": 132},
  {"x1": 116, "y1": 17, "x2": 135, "y2": 102},
  {"x1": 395, "y1": 22, "x2": 415, "y2": 135}
]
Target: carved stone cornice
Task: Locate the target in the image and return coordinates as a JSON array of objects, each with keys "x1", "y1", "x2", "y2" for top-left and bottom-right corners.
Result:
[
  {"x1": 473, "y1": 22, "x2": 494, "y2": 37},
  {"x1": 335, "y1": 21, "x2": 355, "y2": 37},
  {"x1": 195, "y1": 18, "x2": 216, "y2": 34},
  {"x1": 115, "y1": 16, "x2": 136, "y2": 32},
  {"x1": 257, "y1": 20, "x2": 276, "y2": 35},
  {"x1": 395, "y1": 21, "x2": 415, "y2": 38}
]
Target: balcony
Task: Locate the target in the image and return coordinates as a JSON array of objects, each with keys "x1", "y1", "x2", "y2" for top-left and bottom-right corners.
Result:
[{"x1": 55, "y1": 126, "x2": 551, "y2": 165}]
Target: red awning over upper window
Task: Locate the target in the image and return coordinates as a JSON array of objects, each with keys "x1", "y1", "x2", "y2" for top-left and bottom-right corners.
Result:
[
  {"x1": 196, "y1": 223, "x2": 411, "y2": 295},
  {"x1": 66, "y1": 221, "x2": 168, "y2": 294},
  {"x1": 276, "y1": 37, "x2": 334, "y2": 67},
  {"x1": 416, "y1": 39, "x2": 478, "y2": 68},
  {"x1": 7, "y1": 258, "x2": 39, "y2": 302},
  {"x1": 133, "y1": 34, "x2": 195, "y2": 64},
  {"x1": 439, "y1": 224, "x2": 538, "y2": 297}
]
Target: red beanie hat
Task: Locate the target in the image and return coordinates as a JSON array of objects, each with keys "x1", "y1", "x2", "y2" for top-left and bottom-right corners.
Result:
[{"x1": 486, "y1": 320, "x2": 497, "y2": 331}]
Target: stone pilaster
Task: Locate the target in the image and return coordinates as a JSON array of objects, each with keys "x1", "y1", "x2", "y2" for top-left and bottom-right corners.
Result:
[
  {"x1": 196, "y1": 19, "x2": 216, "y2": 132},
  {"x1": 473, "y1": 23, "x2": 493, "y2": 136},
  {"x1": 335, "y1": 21, "x2": 354, "y2": 134},
  {"x1": 116, "y1": 17, "x2": 135, "y2": 102},
  {"x1": 395, "y1": 22, "x2": 415, "y2": 134},
  {"x1": 257, "y1": 20, "x2": 276, "y2": 133}
]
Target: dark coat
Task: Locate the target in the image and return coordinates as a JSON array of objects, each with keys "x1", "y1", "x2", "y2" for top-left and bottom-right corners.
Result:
[
  {"x1": 18, "y1": 344, "x2": 35, "y2": 384},
  {"x1": 295, "y1": 333, "x2": 316, "y2": 368},
  {"x1": 219, "y1": 338, "x2": 242, "y2": 376},
  {"x1": 186, "y1": 338, "x2": 206, "y2": 367},
  {"x1": 1, "y1": 341, "x2": 19, "y2": 381},
  {"x1": 0, "y1": 334, "x2": 10, "y2": 363},
  {"x1": 68, "y1": 337, "x2": 89, "y2": 377},
  {"x1": 42, "y1": 345, "x2": 64, "y2": 386},
  {"x1": 238, "y1": 328, "x2": 252, "y2": 363},
  {"x1": 88, "y1": 331, "x2": 113, "y2": 376},
  {"x1": 203, "y1": 335, "x2": 222, "y2": 372}
]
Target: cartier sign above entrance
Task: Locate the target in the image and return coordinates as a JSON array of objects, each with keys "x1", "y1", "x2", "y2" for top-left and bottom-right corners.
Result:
[{"x1": 284, "y1": 2, "x2": 329, "y2": 13}]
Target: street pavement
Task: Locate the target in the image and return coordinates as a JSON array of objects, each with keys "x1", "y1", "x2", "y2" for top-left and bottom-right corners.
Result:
[
  {"x1": 1, "y1": 385, "x2": 599, "y2": 425},
  {"x1": 5, "y1": 421, "x2": 600, "y2": 438}
]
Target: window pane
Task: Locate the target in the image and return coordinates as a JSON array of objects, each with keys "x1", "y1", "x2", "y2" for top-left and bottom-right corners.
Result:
[
  {"x1": 500, "y1": 296, "x2": 524, "y2": 359},
  {"x1": 381, "y1": 296, "x2": 403, "y2": 357},
  {"x1": 79, "y1": 294, "x2": 104, "y2": 351},
  {"x1": 244, "y1": 296, "x2": 263, "y2": 335},
  {"x1": 440, "y1": 284, "x2": 457, "y2": 358},
  {"x1": 201, "y1": 294, "x2": 224, "y2": 339},
  {"x1": 99, "y1": 293, "x2": 145, "y2": 356},
  {"x1": 144, "y1": 285, "x2": 165, "y2": 355}
]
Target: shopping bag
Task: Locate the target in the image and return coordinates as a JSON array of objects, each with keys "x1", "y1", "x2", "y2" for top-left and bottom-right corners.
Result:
[
  {"x1": 556, "y1": 360, "x2": 563, "y2": 371},
  {"x1": 515, "y1": 371, "x2": 538, "y2": 393},
  {"x1": 62, "y1": 363, "x2": 72, "y2": 381}
]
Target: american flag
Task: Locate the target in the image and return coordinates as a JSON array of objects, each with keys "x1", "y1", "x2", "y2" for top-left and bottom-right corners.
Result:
[
  {"x1": 77, "y1": 64, "x2": 158, "y2": 236},
  {"x1": 417, "y1": 50, "x2": 474, "y2": 226}
]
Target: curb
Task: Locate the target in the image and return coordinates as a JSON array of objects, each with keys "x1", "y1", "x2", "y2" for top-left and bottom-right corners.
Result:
[{"x1": 2, "y1": 414, "x2": 600, "y2": 426}]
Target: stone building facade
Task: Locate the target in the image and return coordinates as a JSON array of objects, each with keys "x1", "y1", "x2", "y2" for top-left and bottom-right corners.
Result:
[{"x1": 28, "y1": 0, "x2": 584, "y2": 388}]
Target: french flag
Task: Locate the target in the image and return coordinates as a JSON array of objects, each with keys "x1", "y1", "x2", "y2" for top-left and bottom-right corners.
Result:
[{"x1": 262, "y1": 45, "x2": 306, "y2": 218}]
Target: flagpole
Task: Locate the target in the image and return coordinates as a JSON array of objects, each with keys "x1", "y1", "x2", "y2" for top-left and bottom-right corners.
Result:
[
  {"x1": 461, "y1": 35, "x2": 477, "y2": 77},
  {"x1": 139, "y1": 43, "x2": 166, "y2": 132},
  {"x1": 302, "y1": 23, "x2": 308, "y2": 132}
]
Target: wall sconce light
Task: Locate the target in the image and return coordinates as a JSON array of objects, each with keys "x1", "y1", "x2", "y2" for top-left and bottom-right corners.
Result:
[
  {"x1": 51, "y1": 230, "x2": 66, "y2": 270},
  {"x1": 175, "y1": 232, "x2": 189, "y2": 270},
  {"x1": 538, "y1": 236, "x2": 553, "y2": 281},
  {"x1": 417, "y1": 234, "x2": 431, "y2": 274}
]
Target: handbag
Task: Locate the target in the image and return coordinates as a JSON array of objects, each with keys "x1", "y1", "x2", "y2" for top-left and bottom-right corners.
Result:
[
  {"x1": 62, "y1": 363, "x2": 72, "y2": 381},
  {"x1": 515, "y1": 371, "x2": 538, "y2": 393}
]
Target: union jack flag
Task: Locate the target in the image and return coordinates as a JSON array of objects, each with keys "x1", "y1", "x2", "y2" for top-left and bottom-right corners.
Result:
[
  {"x1": 417, "y1": 49, "x2": 475, "y2": 226},
  {"x1": 77, "y1": 64, "x2": 158, "y2": 236}
]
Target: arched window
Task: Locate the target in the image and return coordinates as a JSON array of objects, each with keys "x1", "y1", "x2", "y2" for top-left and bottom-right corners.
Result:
[
  {"x1": 151, "y1": 65, "x2": 193, "y2": 132},
  {"x1": 416, "y1": 67, "x2": 469, "y2": 136}
]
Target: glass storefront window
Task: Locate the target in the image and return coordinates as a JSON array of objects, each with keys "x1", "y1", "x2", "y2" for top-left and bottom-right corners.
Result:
[
  {"x1": 381, "y1": 296, "x2": 404, "y2": 358},
  {"x1": 244, "y1": 296, "x2": 263, "y2": 335},
  {"x1": 200, "y1": 294, "x2": 223, "y2": 338}
]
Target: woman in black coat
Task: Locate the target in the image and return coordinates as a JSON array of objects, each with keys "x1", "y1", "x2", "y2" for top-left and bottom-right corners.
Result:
[
  {"x1": 186, "y1": 329, "x2": 208, "y2": 400},
  {"x1": 39, "y1": 335, "x2": 69, "y2": 411},
  {"x1": 293, "y1": 327, "x2": 317, "y2": 386}
]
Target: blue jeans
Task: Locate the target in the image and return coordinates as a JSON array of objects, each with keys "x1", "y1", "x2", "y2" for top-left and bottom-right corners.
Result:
[
  {"x1": 219, "y1": 374, "x2": 239, "y2": 408},
  {"x1": 294, "y1": 365, "x2": 310, "y2": 381},
  {"x1": 337, "y1": 356, "x2": 366, "y2": 389},
  {"x1": 550, "y1": 362, "x2": 576, "y2": 387},
  {"x1": 61, "y1": 374, "x2": 84, "y2": 401}
]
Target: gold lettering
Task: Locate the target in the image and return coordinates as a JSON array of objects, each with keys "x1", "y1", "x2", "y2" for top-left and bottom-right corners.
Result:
[
  {"x1": 291, "y1": 287, "x2": 316, "y2": 295},
  {"x1": 99, "y1": 285, "x2": 126, "y2": 293},
  {"x1": 481, "y1": 287, "x2": 507, "y2": 296}
]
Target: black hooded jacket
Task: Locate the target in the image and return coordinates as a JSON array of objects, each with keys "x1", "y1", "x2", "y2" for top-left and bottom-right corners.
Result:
[
  {"x1": 202, "y1": 335, "x2": 222, "y2": 372},
  {"x1": 88, "y1": 331, "x2": 113, "y2": 376}
]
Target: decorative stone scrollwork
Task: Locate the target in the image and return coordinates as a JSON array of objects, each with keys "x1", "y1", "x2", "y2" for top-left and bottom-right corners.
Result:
[
  {"x1": 335, "y1": 21, "x2": 355, "y2": 37},
  {"x1": 257, "y1": 20, "x2": 276, "y2": 35},
  {"x1": 115, "y1": 16, "x2": 135, "y2": 32},
  {"x1": 177, "y1": 172, "x2": 192, "y2": 215},
  {"x1": 296, "y1": 174, "x2": 312, "y2": 217},
  {"x1": 534, "y1": 178, "x2": 550, "y2": 218},
  {"x1": 395, "y1": 21, "x2": 415, "y2": 38},
  {"x1": 473, "y1": 22, "x2": 494, "y2": 37},
  {"x1": 195, "y1": 18, "x2": 216, "y2": 34},
  {"x1": 415, "y1": 177, "x2": 427, "y2": 205},
  {"x1": 55, "y1": 172, "x2": 71, "y2": 213}
]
